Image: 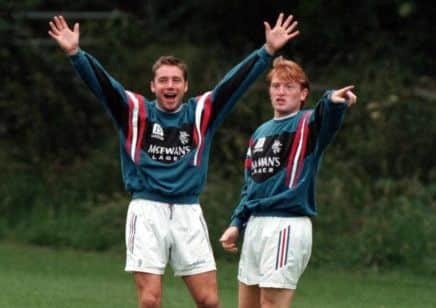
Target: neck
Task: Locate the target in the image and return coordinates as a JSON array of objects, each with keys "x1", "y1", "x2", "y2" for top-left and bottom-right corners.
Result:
[
  {"x1": 274, "y1": 110, "x2": 299, "y2": 120},
  {"x1": 156, "y1": 103, "x2": 183, "y2": 113}
]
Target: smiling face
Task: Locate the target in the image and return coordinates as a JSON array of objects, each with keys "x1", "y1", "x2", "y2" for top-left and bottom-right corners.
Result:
[
  {"x1": 150, "y1": 65, "x2": 188, "y2": 112},
  {"x1": 266, "y1": 57, "x2": 310, "y2": 118}
]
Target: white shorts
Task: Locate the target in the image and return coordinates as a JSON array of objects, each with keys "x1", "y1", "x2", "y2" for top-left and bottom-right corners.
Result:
[
  {"x1": 238, "y1": 216, "x2": 312, "y2": 289},
  {"x1": 124, "y1": 199, "x2": 216, "y2": 276}
]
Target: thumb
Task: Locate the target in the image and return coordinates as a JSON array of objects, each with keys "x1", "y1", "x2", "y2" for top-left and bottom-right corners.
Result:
[
  {"x1": 219, "y1": 233, "x2": 227, "y2": 242},
  {"x1": 264, "y1": 21, "x2": 271, "y2": 33},
  {"x1": 73, "y1": 22, "x2": 80, "y2": 34}
]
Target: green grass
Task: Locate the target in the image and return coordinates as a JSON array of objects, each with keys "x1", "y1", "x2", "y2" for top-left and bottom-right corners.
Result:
[{"x1": 0, "y1": 242, "x2": 434, "y2": 308}]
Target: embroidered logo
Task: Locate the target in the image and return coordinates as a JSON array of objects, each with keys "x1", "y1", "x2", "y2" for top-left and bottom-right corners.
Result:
[
  {"x1": 253, "y1": 137, "x2": 266, "y2": 153},
  {"x1": 151, "y1": 123, "x2": 164, "y2": 140},
  {"x1": 271, "y1": 139, "x2": 282, "y2": 154},
  {"x1": 179, "y1": 131, "x2": 190, "y2": 145}
]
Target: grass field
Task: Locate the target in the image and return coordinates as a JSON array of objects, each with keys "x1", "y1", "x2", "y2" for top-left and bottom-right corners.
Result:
[{"x1": 0, "y1": 242, "x2": 434, "y2": 308}]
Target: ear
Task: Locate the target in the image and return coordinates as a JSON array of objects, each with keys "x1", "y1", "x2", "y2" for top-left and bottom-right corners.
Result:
[
  {"x1": 300, "y1": 87, "x2": 309, "y2": 103},
  {"x1": 150, "y1": 80, "x2": 156, "y2": 94},
  {"x1": 184, "y1": 81, "x2": 189, "y2": 93}
]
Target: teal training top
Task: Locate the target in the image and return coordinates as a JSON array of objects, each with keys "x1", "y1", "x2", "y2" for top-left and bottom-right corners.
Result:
[
  {"x1": 230, "y1": 92, "x2": 348, "y2": 230},
  {"x1": 70, "y1": 47, "x2": 272, "y2": 204}
]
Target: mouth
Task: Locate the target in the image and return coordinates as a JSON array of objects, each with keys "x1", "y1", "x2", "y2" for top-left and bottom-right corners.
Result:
[{"x1": 164, "y1": 93, "x2": 177, "y2": 100}]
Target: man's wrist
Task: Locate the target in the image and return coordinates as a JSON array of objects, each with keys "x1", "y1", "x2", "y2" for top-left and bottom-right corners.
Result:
[
  {"x1": 67, "y1": 46, "x2": 80, "y2": 56},
  {"x1": 263, "y1": 43, "x2": 275, "y2": 56}
]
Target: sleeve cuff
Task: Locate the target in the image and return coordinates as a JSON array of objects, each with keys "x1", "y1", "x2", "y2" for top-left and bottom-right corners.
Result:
[
  {"x1": 230, "y1": 217, "x2": 244, "y2": 230},
  {"x1": 69, "y1": 49, "x2": 84, "y2": 61},
  {"x1": 258, "y1": 46, "x2": 274, "y2": 59}
]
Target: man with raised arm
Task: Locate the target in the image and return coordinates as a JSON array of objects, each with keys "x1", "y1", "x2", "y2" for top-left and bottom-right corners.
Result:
[
  {"x1": 220, "y1": 57, "x2": 357, "y2": 307},
  {"x1": 49, "y1": 13, "x2": 299, "y2": 308}
]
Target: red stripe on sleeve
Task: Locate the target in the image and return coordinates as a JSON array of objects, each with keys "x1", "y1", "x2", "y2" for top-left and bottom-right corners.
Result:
[
  {"x1": 125, "y1": 96, "x2": 134, "y2": 155},
  {"x1": 200, "y1": 94, "x2": 212, "y2": 134},
  {"x1": 134, "y1": 94, "x2": 147, "y2": 162},
  {"x1": 293, "y1": 112, "x2": 311, "y2": 187},
  {"x1": 285, "y1": 118, "x2": 303, "y2": 185}
]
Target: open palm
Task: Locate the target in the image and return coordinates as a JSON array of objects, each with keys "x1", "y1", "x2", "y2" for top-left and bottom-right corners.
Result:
[
  {"x1": 264, "y1": 13, "x2": 299, "y2": 54},
  {"x1": 48, "y1": 16, "x2": 80, "y2": 55}
]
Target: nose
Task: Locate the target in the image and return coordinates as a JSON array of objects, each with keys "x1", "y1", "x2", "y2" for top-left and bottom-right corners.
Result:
[
  {"x1": 166, "y1": 80, "x2": 174, "y2": 88},
  {"x1": 277, "y1": 85, "x2": 286, "y2": 95}
]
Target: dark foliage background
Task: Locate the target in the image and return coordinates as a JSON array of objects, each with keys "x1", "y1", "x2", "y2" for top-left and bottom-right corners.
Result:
[{"x1": 1, "y1": 0, "x2": 435, "y2": 271}]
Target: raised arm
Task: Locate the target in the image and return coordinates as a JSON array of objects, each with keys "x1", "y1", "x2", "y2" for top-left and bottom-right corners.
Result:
[
  {"x1": 310, "y1": 85, "x2": 358, "y2": 154},
  {"x1": 196, "y1": 13, "x2": 300, "y2": 132},
  {"x1": 48, "y1": 15, "x2": 80, "y2": 55},
  {"x1": 48, "y1": 15, "x2": 133, "y2": 132}
]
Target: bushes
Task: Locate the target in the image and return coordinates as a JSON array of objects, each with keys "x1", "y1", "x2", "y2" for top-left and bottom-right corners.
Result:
[
  {"x1": 0, "y1": 140, "x2": 128, "y2": 251},
  {"x1": 312, "y1": 169, "x2": 435, "y2": 270},
  {"x1": 1, "y1": 147, "x2": 434, "y2": 269},
  {"x1": 13, "y1": 195, "x2": 127, "y2": 251}
]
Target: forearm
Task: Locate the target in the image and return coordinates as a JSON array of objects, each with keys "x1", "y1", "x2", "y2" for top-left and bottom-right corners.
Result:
[
  {"x1": 230, "y1": 190, "x2": 250, "y2": 231},
  {"x1": 70, "y1": 49, "x2": 108, "y2": 99},
  {"x1": 70, "y1": 49, "x2": 129, "y2": 127},
  {"x1": 313, "y1": 91, "x2": 347, "y2": 151},
  {"x1": 208, "y1": 46, "x2": 273, "y2": 128}
]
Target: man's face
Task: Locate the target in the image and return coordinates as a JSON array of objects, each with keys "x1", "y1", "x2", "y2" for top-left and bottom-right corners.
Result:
[
  {"x1": 150, "y1": 65, "x2": 188, "y2": 112},
  {"x1": 269, "y1": 76, "x2": 308, "y2": 117}
]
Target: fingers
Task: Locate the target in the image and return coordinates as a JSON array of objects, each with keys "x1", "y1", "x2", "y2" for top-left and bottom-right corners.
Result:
[
  {"x1": 336, "y1": 85, "x2": 355, "y2": 95},
  {"x1": 287, "y1": 29, "x2": 300, "y2": 40},
  {"x1": 347, "y1": 91, "x2": 357, "y2": 102},
  {"x1": 49, "y1": 15, "x2": 72, "y2": 33},
  {"x1": 286, "y1": 21, "x2": 299, "y2": 35},
  {"x1": 220, "y1": 227, "x2": 240, "y2": 253},
  {"x1": 48, "y1": 30, "x2": 56, "y2": 39},
  {"x1": 282, "y1": 14, "x2": 294, "y2": 29},
  {"x1": 332, "y1": 85, "x2": 357, "y2": 106},
  {"x1": 274, "y1": 13, "x2": 298, "y2": 31},
  {"x1": 221, "y1": 241, "x2": 238, "y2": 253},
  {"x1": 270, "y1": 12, "x2": 299, "y2": 42},
  {"x1": 275, "y1": 12, "x2": 284, "y2": 28},
  {"x1": 48, "y1": 21, "x2": 60, "y2": 36},
  {"x1": 54, "y1": 16, "x2": 64, "y2": 30},
  {"x1": 59, "y1": 15, "x2": 69, "y2": 29},
  {"x1": 219, "y1": 234, "x2": 237, "y2": 253},
  {"x1": 346, "y1": 90, "x2": 357, "y2": 106}
]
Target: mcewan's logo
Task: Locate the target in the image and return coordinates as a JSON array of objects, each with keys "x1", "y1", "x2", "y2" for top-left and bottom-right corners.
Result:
[
  {"x1": 251, "y1": 156, "x2": 281, "y2": 175},
  {"x1": 147, "y1": 144, "x2": 191, "y2": 162}
]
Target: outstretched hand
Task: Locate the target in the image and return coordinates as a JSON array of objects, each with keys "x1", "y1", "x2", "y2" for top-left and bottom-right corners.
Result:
[
  {"x1": 48, "y1": 16, "x2": 80, "y2": 55},
  {"x1": 219, "y1": 226, "x2": 240, "y2": 254},
  {"x1": 331, "y1": 85, "x2": 357, "y2": 107},
  {"x1": 264, "y1": 12, "x2": 300, "y2": 55}
]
